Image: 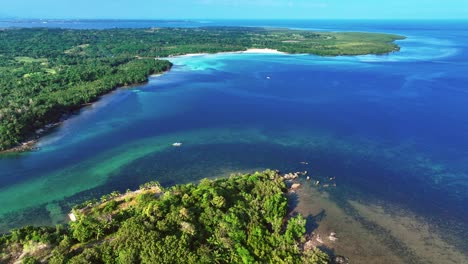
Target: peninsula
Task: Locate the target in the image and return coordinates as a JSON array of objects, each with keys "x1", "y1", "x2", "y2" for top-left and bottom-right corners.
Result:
[
  {"x1": 0, "y1": 170, "x2": 330, "y2": 264},
  {"x1": 0, "y1": 27, "x2": 405, "y2": 151}
]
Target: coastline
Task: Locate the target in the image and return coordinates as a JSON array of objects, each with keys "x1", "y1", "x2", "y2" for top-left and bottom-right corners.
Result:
[
  {"x1": 0, "y1": 122, "x2": 62, "y2": 155},
  {"x1": 0, "y1": 48, "x2": 286, "y2": 155},
  {"x1": 0, "y1": 72, "x2": 169, "y2": 155},
  {"x1": 0, "y1": 40, "x2": 401, "y2": 155},
  {"x1": 168, "y1": 48, "x2": 287, "y2": 58},
  {"x1": 0, "y1": 171, "x2": 331, "y2": 263},
  {"x1": 0, "y1": 140, "x2": 38, "y2": 154},
  {"x1": 0, "y1": 27, "x2": 405, "y2": 154}
]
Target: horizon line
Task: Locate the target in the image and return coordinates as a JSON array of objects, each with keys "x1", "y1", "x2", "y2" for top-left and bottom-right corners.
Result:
[{"x1": 2, "y1": 17, "x2": 468, "y2": 21}]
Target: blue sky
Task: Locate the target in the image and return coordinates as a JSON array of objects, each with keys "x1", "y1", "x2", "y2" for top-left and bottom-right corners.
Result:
[{"x1": 1, "y1": 0, "x2": 467, "y2": 19}]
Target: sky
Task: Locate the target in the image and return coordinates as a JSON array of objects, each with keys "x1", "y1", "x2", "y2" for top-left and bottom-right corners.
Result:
[{"x1": 1, "y1": 0, "x2": 467, "y2": 20}]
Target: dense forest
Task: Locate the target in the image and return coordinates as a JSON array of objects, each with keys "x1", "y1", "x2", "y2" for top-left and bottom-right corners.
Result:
[
  {"x1": 0, "y1": 170, "x2": 329, "y2": 264},
  {"x1": 0, "y1": 27, "x2": 404, "y2": 151}
]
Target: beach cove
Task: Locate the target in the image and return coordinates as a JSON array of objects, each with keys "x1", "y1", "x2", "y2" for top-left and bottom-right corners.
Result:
[{"x1": 0, "y1": 20, "x2": 467, "y2": 263}]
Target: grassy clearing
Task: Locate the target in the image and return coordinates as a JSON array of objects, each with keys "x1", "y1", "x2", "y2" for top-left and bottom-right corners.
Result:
[{"x1": 14, "y1": 57, "x2": 48, "y2": 63}]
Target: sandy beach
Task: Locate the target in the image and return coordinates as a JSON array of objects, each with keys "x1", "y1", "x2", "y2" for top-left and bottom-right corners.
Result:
[
  {"x1": 170, "y1": 48, "x2": 286, "y2": 58},
  {"x1": 241, "y1": 48, "x2": 286, "y2": 54}
]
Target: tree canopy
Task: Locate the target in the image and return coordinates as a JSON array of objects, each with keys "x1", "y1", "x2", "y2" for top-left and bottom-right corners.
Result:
[
  {"x1": 0, "y1": 170, "x2": 329, "y2": 264},
  {"x1": 0, "y1": 27, "x2": 404, "y2": 151}
]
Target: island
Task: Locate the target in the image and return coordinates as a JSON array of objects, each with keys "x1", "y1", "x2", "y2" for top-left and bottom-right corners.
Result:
[
  {"x1": 0, "y1": 170, "x2": 330, "y2": 264},
  {"x1": 0, "y1": 27, "x2": 405, "y2": 152}
]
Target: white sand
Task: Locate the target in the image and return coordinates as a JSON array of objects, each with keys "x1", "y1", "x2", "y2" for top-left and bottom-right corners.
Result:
[
  {"x1": 241, "y1": 48, "x2": 286, "y2": 54},
  {"x1": 175, "y1": 53, "x2": 210, "y2": 57},
  {"x1": 167, "y1": 48, "x2": 286, "y2": 59}
]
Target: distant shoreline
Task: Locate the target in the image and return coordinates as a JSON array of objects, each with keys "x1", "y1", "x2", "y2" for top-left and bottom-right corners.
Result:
[
  {"x1": 0, "y1": 48, "x2": 288, "y2": 155},
  {"x1": 0, "y1": 26, "x2": 404, "y2": 153},
  {"x1": 170, "y1": 48, "x2": 287, "y2": 58},
  {"x1": 0, "y1": 42, "x2": 398, "y2": 155}
]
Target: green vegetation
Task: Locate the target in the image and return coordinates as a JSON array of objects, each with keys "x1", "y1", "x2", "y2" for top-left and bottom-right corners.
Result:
[
  {"x1": 0, "y1": 27, "x2": 404, "y2": 151},
  {"x1": 0, "y1": 170, "x2": 329, "y2": 263}
]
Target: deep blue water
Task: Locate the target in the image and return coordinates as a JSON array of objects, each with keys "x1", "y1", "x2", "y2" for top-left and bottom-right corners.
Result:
[{"x1": 0, "y1": 19, "x2": 467, "y2": 260}]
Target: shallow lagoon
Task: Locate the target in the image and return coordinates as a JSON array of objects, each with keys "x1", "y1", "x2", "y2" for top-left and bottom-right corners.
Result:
[{"x1": 0, "y1": 21, "x2": 467, "y2": 263}]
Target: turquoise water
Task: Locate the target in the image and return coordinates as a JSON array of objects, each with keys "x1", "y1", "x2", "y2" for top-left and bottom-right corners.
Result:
[{"x1": 0, "y1": 20, "x2": 467, "y2": 261}]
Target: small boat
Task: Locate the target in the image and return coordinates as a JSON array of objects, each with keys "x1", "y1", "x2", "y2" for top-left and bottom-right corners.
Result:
[{"x1": 172, "y1": 142, "x2": 182, "y2": 147}]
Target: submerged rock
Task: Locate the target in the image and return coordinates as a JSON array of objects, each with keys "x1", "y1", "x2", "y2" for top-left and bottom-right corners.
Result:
[
  {"x1": 334, "y1": 256, "x2": 350, "y2": 264},
  {"x1": 283, "y1": 172, "x2": 299, "y2": 180},
  {"x1": 315, "y1": 235, "x2": 324, "y2": 244},
  {"x1": 303, "y1": 239, "x2": 316, "y2": 251},
  {"x1": 291, "y1": 183, "x2": 301, "y2": 190}
]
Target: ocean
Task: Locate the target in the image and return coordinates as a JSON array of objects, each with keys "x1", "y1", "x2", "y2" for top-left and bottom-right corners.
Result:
[{"x1": 0, "y1": 19, "x2": 467, "y2": 263}]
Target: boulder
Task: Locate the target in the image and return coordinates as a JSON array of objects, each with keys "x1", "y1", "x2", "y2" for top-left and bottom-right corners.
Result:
[
  {"x1": 315, "y1": 235, "x2": 324, "y2": 244},
  {"x1": 68, "y1": 213, "x2": 77, "y2": 222},
  {"x1": 334, "y1": 256, "x2": 350, "y2": 264},
  {"x1": 283, "y1": 172, "x2": 299, "y2": 180},
  {"x1": 291, "y1": 183, "x2": 301, "y2": 190},
  {"x1": 303, "y1": 240, "x2": 316, "y2": 251}
]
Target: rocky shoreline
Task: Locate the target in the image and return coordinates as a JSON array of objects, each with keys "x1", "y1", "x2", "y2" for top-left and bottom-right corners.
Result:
[
  {"x1": 281, "y1": 169, "x2": 348, "y2": 264},
  {"x1": 0, "y1": 139, "x2": 38, "y2": 154},
  {"x1": 0, "y1": 122, "x2": 62, "y2": 155}
]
